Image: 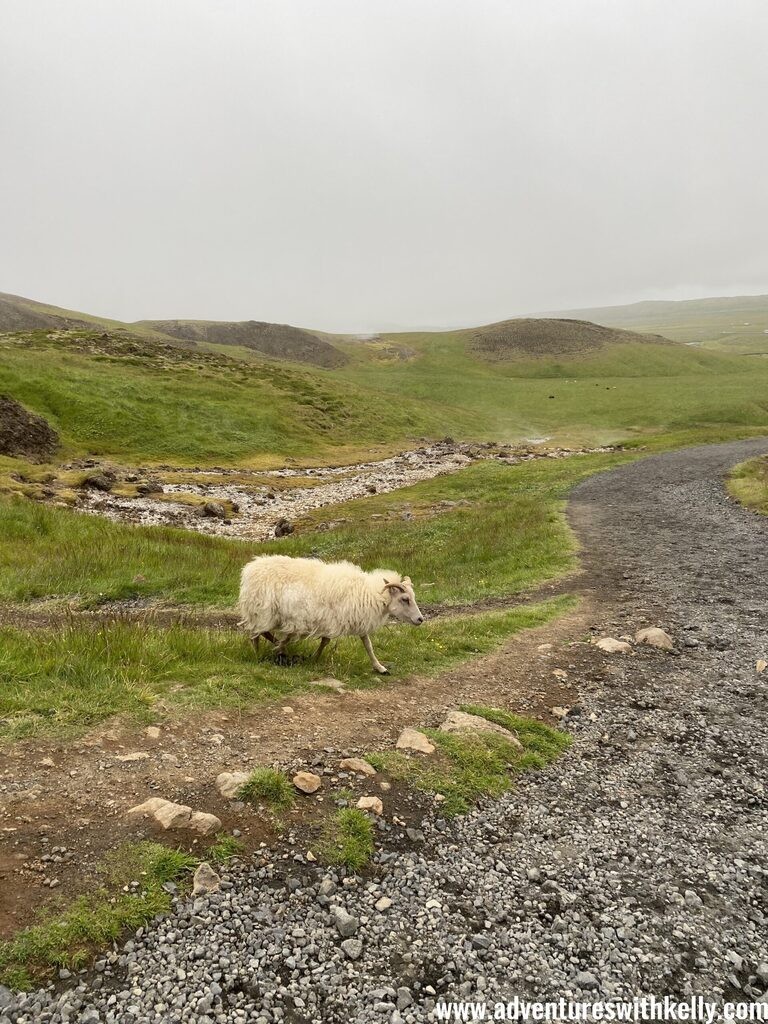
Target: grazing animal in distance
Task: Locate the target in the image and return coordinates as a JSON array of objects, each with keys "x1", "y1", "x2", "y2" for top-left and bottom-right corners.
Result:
[{"x1": 237, "y1": 555, "x2": 425, "y2": 674}]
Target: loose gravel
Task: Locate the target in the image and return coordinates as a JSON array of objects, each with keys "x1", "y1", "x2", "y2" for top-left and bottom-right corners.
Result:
[{"x1": 4, "y1": 437, "x2": 768, "y2": 1023}]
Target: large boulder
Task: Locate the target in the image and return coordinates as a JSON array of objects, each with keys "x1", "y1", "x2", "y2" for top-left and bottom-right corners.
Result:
[{"x1": 0, "y1": 394, "x2": 59, "y2": 461}]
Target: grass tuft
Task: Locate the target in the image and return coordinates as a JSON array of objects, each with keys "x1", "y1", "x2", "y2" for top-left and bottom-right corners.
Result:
[
  {"x1": 367, "y1": 708, "x2": 570, "y2": 816},
  {"x1": 238, "y1": 767, "x2": 295, "y2": 810},
  {"x1": 321, "y1": 808, "x2": 375, "y2": 872},
  {"x1": 207, "y1": 834, "x2": 245, "y2": 863},
  {"x1": 728, "y1": 455, "x2": 768, "y2": 515}
]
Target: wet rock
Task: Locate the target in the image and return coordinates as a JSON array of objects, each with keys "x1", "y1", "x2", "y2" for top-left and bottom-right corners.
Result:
[{"x1": 274, "y1": 517, "x2": 294, "y2": 537}]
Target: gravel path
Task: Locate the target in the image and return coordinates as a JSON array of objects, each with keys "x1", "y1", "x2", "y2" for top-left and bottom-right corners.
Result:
[{"x1": 5, "y1": 437, "x2": 768, "y2": 1023}]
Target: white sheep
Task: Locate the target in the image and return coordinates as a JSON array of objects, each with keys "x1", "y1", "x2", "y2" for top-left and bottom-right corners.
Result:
[{"x1": 238, "y1": 555, "x2": 425, "y2": 674}]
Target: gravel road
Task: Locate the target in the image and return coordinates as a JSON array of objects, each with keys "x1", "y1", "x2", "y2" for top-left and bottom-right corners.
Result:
[{"x1": 5, "y1": 437, "x2": 768, "y2": 1023}]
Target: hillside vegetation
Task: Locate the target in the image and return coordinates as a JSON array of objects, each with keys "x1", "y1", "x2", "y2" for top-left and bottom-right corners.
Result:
[
  {"x1": 548, "y1": 294, "x2": 768, "y2": 354},
  {"x1": 1, "y1": 291, "x2": 767, "y2": 461}
]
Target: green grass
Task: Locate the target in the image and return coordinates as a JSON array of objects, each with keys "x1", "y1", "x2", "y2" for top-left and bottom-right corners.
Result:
[
  {"x1": 0, "y1": 598, "x2": 572, "y2": 741},
  {"x1": 321, "y1": 808, "x2": 375, "y2": 871},
  {"x1": 238, "y1": 768, "x2": 295, "y2": 810},
  {"x1": 337, "y1": 330, "x2": 768, "y2": 447},
  {"x1": 366, "y1": 706, "x2": 571, "y2": 816},
  {"x1": 0, "y1": 451, "x2": 633, "y2": 609},
  {"x1": 207, "y1": 834, "x2": 246, "y2": 862},
  {"x1": 728, "y1": 455, "x2": 768, "y2": 514},
  {"x1": 0, "y1": 841, "x2": 196, "y2": 989},
  {"x1": 0, "y1": 330, "x2": 462, "y2": 464}
]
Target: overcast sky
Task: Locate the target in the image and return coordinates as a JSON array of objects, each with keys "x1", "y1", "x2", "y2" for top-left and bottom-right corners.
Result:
[{"x1": 1, "y1": 1, "x2": 766, "y2": 332}]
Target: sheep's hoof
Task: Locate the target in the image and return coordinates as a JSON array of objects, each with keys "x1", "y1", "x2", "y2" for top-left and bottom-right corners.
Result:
[
  {"x1": 374, "y1": 665, "x2": 389, "y2": 675},
  {"x1": 275, "y1": 652, "x2": 298, "y2": 666}
]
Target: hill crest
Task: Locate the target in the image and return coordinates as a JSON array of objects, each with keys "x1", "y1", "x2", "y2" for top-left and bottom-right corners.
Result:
[{"x1": 468, "y1": 317, "x2": 671, "y2": 359}]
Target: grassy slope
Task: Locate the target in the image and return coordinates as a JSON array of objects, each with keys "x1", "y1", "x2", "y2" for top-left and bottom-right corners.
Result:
[
  {"x1": 546, "y1": 294, "x2": 768, "y2": 354},
  {"x1": 0, "y1": 331, "x2": 469, "y2": 464},
  {"x1": 335, "y1": 331, "x2": 768, "y2": 446}
]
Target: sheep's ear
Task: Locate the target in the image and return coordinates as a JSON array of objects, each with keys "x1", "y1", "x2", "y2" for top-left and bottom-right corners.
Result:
[{"x1": 402, "y1": 576, "x2": 412, "y2": 586}]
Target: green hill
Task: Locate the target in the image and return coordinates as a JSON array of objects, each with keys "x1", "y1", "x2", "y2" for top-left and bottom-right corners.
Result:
[
  {"x1": 1, "y1": 293, "x2": 767, "y2": 463},
  {"x1": 547, "y1": 294, "x2": 768, "y2": 354}
]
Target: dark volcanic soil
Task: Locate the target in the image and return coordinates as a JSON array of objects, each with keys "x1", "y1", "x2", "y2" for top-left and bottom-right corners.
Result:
[{"x1": 0, "y1": 395, "x2": 59, "y2": 461}]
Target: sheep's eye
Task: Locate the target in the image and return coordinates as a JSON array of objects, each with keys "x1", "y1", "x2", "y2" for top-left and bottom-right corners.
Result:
[{"x1": 401, "y1": 596, "x2": 410, "y2": 604}]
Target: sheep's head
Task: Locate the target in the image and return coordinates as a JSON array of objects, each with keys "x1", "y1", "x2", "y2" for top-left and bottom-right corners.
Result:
[{"x1": 382, "y1": 575, "x2": 424, "y2": 626}]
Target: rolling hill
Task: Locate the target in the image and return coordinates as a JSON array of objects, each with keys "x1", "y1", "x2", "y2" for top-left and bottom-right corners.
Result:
[
  {"x1": 547, "y1": 294, "x2": 768, "y2": 354},
  {"x1": 138, "y1": 318, "x2": 348, "y2": 368},
  {"x1": 1, "y1": 290, "x2": 767, "y2": 462},
  {"x1": 467, "y1": 317, "x2": 670, "y2": 359}
]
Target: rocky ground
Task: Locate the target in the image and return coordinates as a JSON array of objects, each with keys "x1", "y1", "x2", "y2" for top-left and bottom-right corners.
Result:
[
  {"x1": 73, "y1": 441, "x2": 615, "y2": 540},
  {"x1": 3, "y1": 437, "x2": 768, "y2": 1022}
]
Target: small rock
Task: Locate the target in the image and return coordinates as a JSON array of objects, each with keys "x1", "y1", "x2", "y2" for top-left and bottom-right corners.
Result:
[
  {"x1": 395, "y1": 728, "x2": 435, "y2": 754},
  {"x1": 341, "y1": 938, "x2": 363, "y2": 960},
  {"x1": 333, "y1": 907, "x2": 359, "y2": 937},
  {"x1": 574, "y1": 970, "x2": 600, "y2": 989},
  {"x1": 595, "y1": 637, "x2": 632, "y2": 654},
  {"x1": 438, "y1": 710, "x2": 523, "y2": 750},
  {"x1": 145, "y1": 726, "x2": 161, "y2": 740},
  {"x1": 356, "y1": 795, "x2": 384, "y2": 815},
  {"x1": 115, "y1": 751, "x2": 150, "y2": 763},
  {"x1": 635, "y1": 626, "x2": 674, "y2": 651},
  {"x1": 200, "y1": 501, "x2": 227, "y2": 519},
  {"x1": 81, "y1": 472, "x2": 113, "y2": 492},
  {"x1": 215, "y1": 771, "x2": 251, "y2": 800},
  {"x1": 293, "y1": 771, "x2": 322, "y2": 794},
  {"x1": 757, "y1": 659, "x2": 767, "y2": 674},
  {"x1": 192, "y1": 862, "x2": 221, "y2": 895},
  {"x1": 375, "y1": 896, "x2": 393, "y2": 912},
  {"x1": 339, "y1": 757, "x2": 377, "y2": 776},
  {"x1": 274, "y1": 517, "x2": 293, "y2": 537}
]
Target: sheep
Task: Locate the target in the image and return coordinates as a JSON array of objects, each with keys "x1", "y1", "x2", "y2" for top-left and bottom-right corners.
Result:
[{"x1": 237, "y1": 554, "x2": 425, "y2": 674}]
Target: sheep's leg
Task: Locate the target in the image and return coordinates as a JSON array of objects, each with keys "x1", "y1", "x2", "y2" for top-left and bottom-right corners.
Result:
[
  {"x1": 250, "y1": 631, "x2": 277, "y2": 654},
  {"x1": 274, "y1": 634, "x2": 294, "y2": 664},
  {"x1": 362, "y1": 634, "x2": 388, "y2": 674},
  {"x1": 314, "y1": 636, "x2": 330, "y2": 660}
]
